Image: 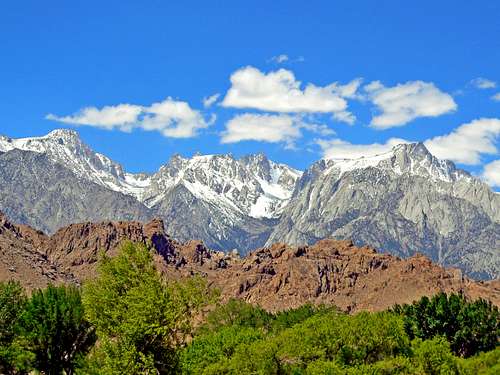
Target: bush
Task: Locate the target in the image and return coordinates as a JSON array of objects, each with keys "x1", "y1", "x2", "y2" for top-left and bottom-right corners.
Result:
[{"x1": 457, "y1": 346, "x2": 500, "y2": 375}]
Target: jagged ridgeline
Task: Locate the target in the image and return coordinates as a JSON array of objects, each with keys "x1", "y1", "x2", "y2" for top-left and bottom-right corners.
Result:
[{"x1": 0, "y1": 130, "x2": 499, "y2": 279}]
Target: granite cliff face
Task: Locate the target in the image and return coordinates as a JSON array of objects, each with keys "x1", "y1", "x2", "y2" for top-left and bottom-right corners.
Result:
[
  {"x1": 0, "y1": 215, "x2": 498, "y2": 313},
  {"x1": 0, "y1": 130, "x2": 499, "y2": 279},
  {"x1": 267, "y1": 143, "x2": 500, "y2": 279}
]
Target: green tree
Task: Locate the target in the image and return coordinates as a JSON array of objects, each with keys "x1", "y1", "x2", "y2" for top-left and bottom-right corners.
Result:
[
  {"x1": 82, "y1": 241, "x2": 216, "y2": 374},
  {"x1": 18, "y1": 284, "x2": 95, "y2": 375},
  {"x1": 200, "y1": 298, "x2": 273, "y2": 334},
  {"x1": 411, "y1": 337, "x2": 459, "y2": 375},
  {"x1": 458, "y1": 346, "x2": 500, "y2": 375},
  {"x1": 394, "y1": 293, "x2": 500, "y2": 357},
  {"x1": 0, "y1": 281, "x2": 32, "y2": 374}
]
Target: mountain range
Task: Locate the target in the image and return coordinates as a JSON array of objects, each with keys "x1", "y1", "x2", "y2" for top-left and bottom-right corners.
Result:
[{"x1": 0, "y1": 129, "x2": 499, "y2": 279}]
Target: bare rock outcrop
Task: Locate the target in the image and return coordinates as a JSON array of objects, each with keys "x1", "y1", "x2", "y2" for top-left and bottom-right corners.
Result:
[
  {"x1": 0, "y1": 212, "x2": 76, "y2": 290},
  {"x1": 0, "y1": 214, "x2": 498, "y2": 313}
]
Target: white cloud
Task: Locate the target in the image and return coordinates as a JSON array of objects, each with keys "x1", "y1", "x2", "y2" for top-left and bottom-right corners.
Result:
[
  {"x1": 269, "y1": 54, "x2": 305, "y2": 64},
  {"x1": 221, "y1": 114, "x2": 301, "y2": 145},
  {"x1": 332, "y1": 111, "x2": 356, "y2": 125},
  {"x1": 317, "y1": 138, "x2": 408, "y2": 159},
  {"x1": 221, "y1": 66, "x2": 360, "y2": 124},
  {"x1": 491, "y1": 93, "x2": 500, "y2": 102},
  {"x1": 471, "y1": 77, "x2": 497, "y2": 89},
  {"x1": 482, "y1": 160, "x2": 500, "y2": 187},
  {"x1": 203, "y1": 93, "x2": 220, "y2": 108},
  {"x1": 221, "y1": 113, "x2": 334, "y2": 147},
  {"x1": 46, "y1": 104, "x2": 142, "y2": 130},
  {"x1": 46, "y1": 98, "x2": 212, "y2": 138},
  {"x1": 365, "y1": 80, "x2": 457, "y2": 129},
  {"x1": 424, "y1": 118, "x2": 500, "y2": 165},
  {"x1": 317, "y1": 118, "x2": 500, "y2": 166},
  {"x1": 270, "y1": 54, "x2": 289, "y2": 64}
]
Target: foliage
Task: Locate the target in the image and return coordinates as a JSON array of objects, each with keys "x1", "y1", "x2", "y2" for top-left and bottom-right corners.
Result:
[
  {"x1": 181, "y1": 309, "x2": 412, "y2": 373},
  {"x1": 81, "y1": 241, "x2": 216, "y2": 374},
  {"x1": 393, "y1": 292, "x2": 500, "y2": 357},
  {"x1": 411, "y1": 337, "x2": 459, "y2": 374},
  {"x1": 2, "y1": 245, "x2": 500, "y2": 374},
  {"x1": 18, "y1": 284, "x2": 95, "y2": 375},
  {"x1": 201, "y1": 298, "x2": 273, "y2": 334},
  {"x1": 0, "y1": 281, "x2": 32, "y2": 374}
]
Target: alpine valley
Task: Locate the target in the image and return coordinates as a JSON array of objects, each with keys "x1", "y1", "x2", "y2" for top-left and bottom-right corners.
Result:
[{"x1": 0, "y1": 129, "x2": 499, "y2": 280}]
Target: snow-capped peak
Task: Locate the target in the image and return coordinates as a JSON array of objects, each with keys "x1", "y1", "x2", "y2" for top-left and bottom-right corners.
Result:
[
  {"x1": 0, "y1": 129, "x2": 302, "y2": 219},
  {"x1": 0, "y1": 129, "x2": 142, "y2": 197},
  {"x1": 145, "y1": 152, "x2": 302, "y2": 219},
  {"x1": 324, "y1": 142, "x2": 470, "y2": 183}
]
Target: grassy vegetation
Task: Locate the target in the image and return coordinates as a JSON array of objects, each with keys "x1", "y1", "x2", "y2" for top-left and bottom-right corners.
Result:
[{"x1": 0, "y1": 242, "x2": 498, "y2": 374}]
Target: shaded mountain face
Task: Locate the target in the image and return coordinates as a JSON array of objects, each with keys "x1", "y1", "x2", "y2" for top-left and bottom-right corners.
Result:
[
  {"x1": 0, "y1": 149, "x2": 153, "y2": 234},
  {"x1": 267, "y1": 143, "x2": 500, "y2": 280},
  {"x1": 0, "y1": 130, "x2": 499, "y2": 279},
  {"x1": 0, "y1": 215, "x2": 498, "y2": 313}
]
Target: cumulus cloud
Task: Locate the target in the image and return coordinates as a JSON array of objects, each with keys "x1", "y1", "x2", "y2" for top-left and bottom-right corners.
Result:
[
  {"x1": 317, "y1": 138, "x2": 409, "y2": 159},
  {"x1": 491, "y1": 93, "x2": 500, "y2": 102},
  {"x1": 203, "y1": 93, "x2": 220, "y2": 108},
  {"x1": 317, "y1": 118, "x2": 500, "y2": 167},
  {"x1": 221, "y1": 66, "x2": 360, "y2": 124},
  {"x1": 221, "y1": 113, "x2": 334, "y2": 147},
  {"x1": 364, "y1": 80, "x2": 457, "y2": 129},
  {"x1": 424, "y1": 118, "x2": 500, "y2": 165},
  {"x1": 482, "y1": 160, "x2": 500, "y2": 187},
  {"x1": 46, "y1": 98, "x2": 212, "y2": 138},
  {"x1": 471, "y1": 77, "x2": 497, "y2": 89}
]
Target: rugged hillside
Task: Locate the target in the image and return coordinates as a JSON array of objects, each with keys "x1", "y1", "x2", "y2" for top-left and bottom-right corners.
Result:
[
  {"x1": 267, "y1": 143, "x2": 500, "y2": 279},
  {"x1": 214, "y1": 239, "x2": 500, "y2": 313},
  {"x1": 0, "y1": 215, "x2": 498, "y2": 313},
  {"x1": 0, "y1": 213, "x2": 76, "y2": 289}
]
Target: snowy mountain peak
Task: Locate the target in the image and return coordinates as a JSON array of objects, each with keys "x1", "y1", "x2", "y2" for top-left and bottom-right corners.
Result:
[
  {"x1": 148, "y1": 152, "x2": 302, "y2": 219},
  {"x1": 323, "y1": 142, "x2": 470, "y2": 183},
  {"x1": 46, "y1": 128, "x2": 81, "y2": 141},
  {"x1": 0, "y1": 129, "x2": 131, "y2": 195}
]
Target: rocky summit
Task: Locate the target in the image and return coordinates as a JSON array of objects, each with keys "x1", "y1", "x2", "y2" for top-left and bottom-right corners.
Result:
[{"x1": 0, "y1": 129, "x2": 499, "y2": 279}]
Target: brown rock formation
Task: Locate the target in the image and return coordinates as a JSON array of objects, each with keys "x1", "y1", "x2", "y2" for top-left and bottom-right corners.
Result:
[
  {"x1": 210, "y1": 239, "x2": 500, "y2": 312},
  {"x1": 0, "y1": 212, "x2": 76, "y2": 289},
  {"x1": 0, "y1": 213, "x2": 498, "y2": 313}
]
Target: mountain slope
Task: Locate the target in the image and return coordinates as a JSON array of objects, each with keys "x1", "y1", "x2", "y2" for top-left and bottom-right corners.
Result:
[
  {"x1": 267, "y1": 143, "x2": 500, "y2": 279},
  {"x1": 0, "y1": 149, "x2": 153, "y2": 233},
  {"x1": 0, "y1": 130, "x2": 300, "y2": 252}
]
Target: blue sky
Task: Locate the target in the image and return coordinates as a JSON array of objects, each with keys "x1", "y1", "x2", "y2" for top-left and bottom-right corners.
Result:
[{"x1": 1, "y1": 1, "x2": 499, "y2": 187}]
